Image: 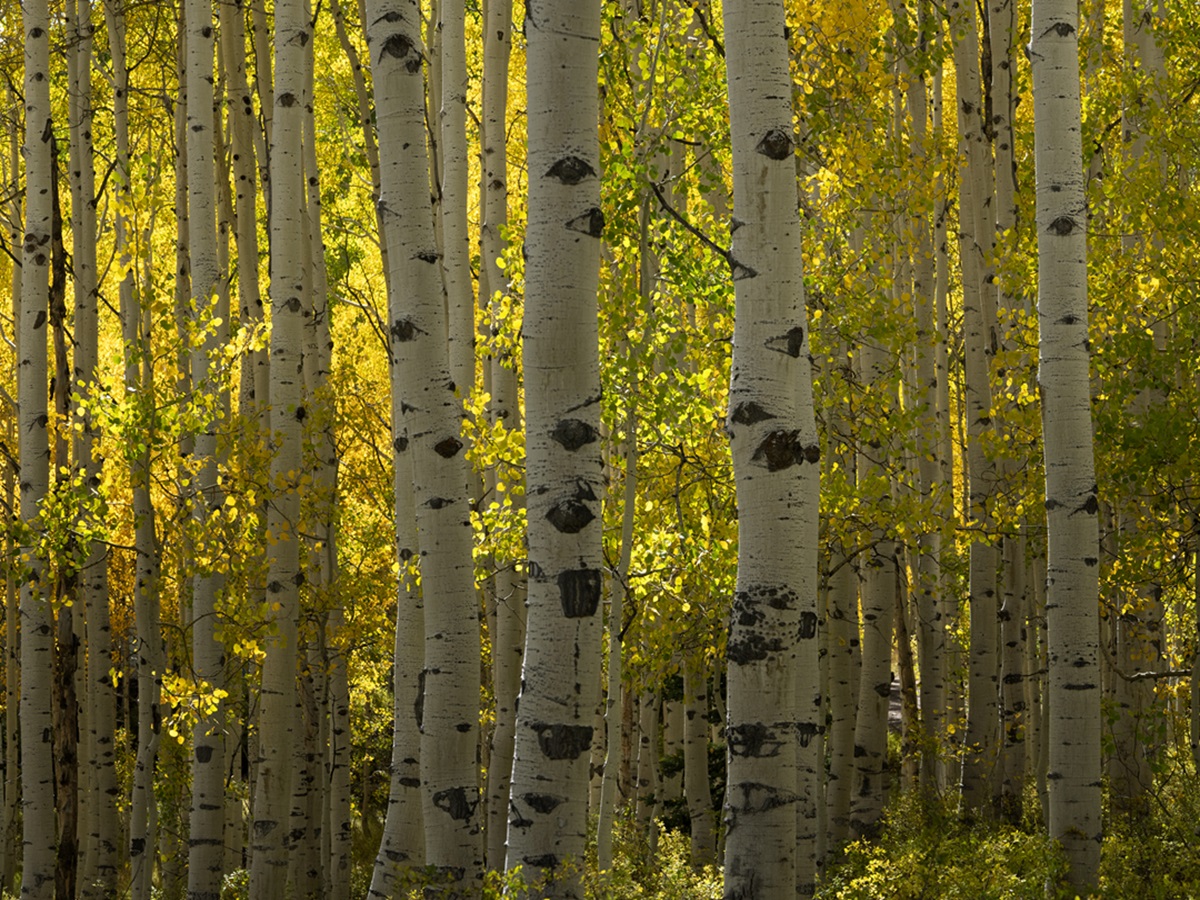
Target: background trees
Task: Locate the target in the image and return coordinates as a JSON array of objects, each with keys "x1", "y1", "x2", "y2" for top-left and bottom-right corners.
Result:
[{"x1": 1, "y1": 0, "x2": 1199, "y2": 897}]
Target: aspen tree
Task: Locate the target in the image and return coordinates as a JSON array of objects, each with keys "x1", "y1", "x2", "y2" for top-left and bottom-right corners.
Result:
[
  {"x1": 248, "y1": 0, "x2": 309, "y2": 889},
  {"x1": 720, "y1": 0, "x2": 821, "y2": 895},
  {"x1": 949, "y1": 0, "x2": 1001, "y2": 813},
  {"x1": 366, "y1": 0, "x2": 483, "y2": 887},
  {"x1": 504, "y1": 0, "x2": 604, "y2": 894},
  {"x1": 298, "y1": 51, "x2": 352, "y2": 895},
  {"x1": 1031, "y1": 0, "x2": 1103, "y2": 887},
  {"x1": 18, "y1": 0, "x2": 58, "y2": 890},
  {"x1": 184, "y1": 0, "x2": 228, "y2": 890},
  {"x1": 439, "y1": 0, "x2": 474, "y2": 392},
  {"x1": 682, "y1": 658, "x2": 716, "y2": 865},
  {"x1": 65, "y1": 0, "x2": 118, "y2": 890},
  {"x1": 478, "y1": 0, "x2": 525, "y2": 870},
  {"x1": 3, "y1": 108, "x2": 18, "y2": 897}
]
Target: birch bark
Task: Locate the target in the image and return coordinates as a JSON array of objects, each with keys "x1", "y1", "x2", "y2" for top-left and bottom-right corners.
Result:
[
  {"x1": 720, "y1": 0, "x2": 821, "y2": 894},
  {"x1": 504, "y1": 1, "x2": 605, "y2": 894},
  {"x1": 248, "y1": 0, "x2": 309, "y2": 890},
  {"x1": 1031, "y1": 0, "x2": 1103, "y2": 887},
  {"x1": 18, "y1": 0, "x2": 57, "y2": 890},
  {"x1": 366, "y1": 0, "x2": 483, "y2": 888}
]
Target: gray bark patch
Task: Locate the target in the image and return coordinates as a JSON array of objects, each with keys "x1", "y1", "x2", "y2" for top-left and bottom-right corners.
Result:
[
  {"x1": 550, "y1": 418, "x2": 597, "y2": 451},
  {"x1": 532, "y1": 722, "x2": 593, "y2": 760},
  {"x1": 546, "y1": 156, "x2": 596, "y2": 185},
  {"x1": 432, "y1": 787, "x2": 476, "y2": 821},
  {"x1": 565, "y1": 207, "x2": 605, "y2": 238},
  {"x1": 557, "y1": 568, "x2": 601, "y2": 618},
  {"x1": 754, "y1": 128, "x2": 793, "y2": 160}
]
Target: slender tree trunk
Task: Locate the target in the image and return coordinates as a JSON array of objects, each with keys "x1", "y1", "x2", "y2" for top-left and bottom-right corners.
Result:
[
  {"x1": 1031, "y1": 0, "x2": 1103, "y2": 887},
  {"x1": 950, "y1": 0, "x2": 1001, "y2": 813},
  {"x1": 478, "y1": 0, "x2": 522, "y2": 872},
  {"x1": 438, "y1": 0, "x2": 474, "y2": 393},
  {"x1": 682, "y1": 658, "x2": 715, "y2": 866},
  {"x1": 720, "y1": 0, "x2": 821, "y2": 894},
  {"x1": 596, "y1": 414, "x2": 636, "y2": 873},
  {"x1": 248, "y1": 0, "x2": 310, "y2": 889},
  {"x1": 366, "y1": 1, "x2": 483, "y2": 889},
  {"x1": 185, "y1": 0, "x2": 228, "y2": 891},
  {"x1": 504, "y1": 1, "x2": 604, "y2": 895},
  {"x1": 19, "y1": 0, "x2": 57, "y2": 892}
]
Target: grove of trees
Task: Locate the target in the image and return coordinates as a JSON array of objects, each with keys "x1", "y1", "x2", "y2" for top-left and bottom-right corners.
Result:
[{"x1": 1, "y1": 0, "x2": 1199, "y2": 897}]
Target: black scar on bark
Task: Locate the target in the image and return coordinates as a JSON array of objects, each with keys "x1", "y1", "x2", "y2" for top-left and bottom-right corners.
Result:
[
  {"x1": 799, "y1": 611, "x2": 818, "y2": 639},
  {"x1": 1058, "y1": 314, "x2": 1080, "y2": 325},
  {"x1": 558, "y1": 568, "x2": 601, "y2": 618},
  {"x1": 195, "y1": 744, "x2": 214, "y2": 763},
  {"x1": 295, "y1": 405, "x2": 306, "y2": 421},
  {"x1": 565, "y1": 207, "x2": 605, "y2": 238},
  {"x1": 1084, "y1": 557, "x2": 1098, "y2": 567},
  {"x1": 730, "y1": 260, "x2": 759, "y2": 280},
  {"x1": 524, "y1": 854, "x2": 559, "y2": 869},
  {"x1": 381, "y1": 33, "x2": 414, "y2": 60},
  {"x1": 393, "y1": 436, "x2": 408, "y2": 452},
  {"x1": 427, "y1": 496, "x2": 450, "y2": 510},
  {"x1": 523, "y1": 793, "x2": 565, "y2": 814},
  {"x1": 1078, "y1": 494, "x2": 1099, "y2": 515},
  {"x1": 417, "y1": 249, "x2": 440, "y2": 264},
  {"x1": 729, "y1": 781, "x2": 795, "y2": 813},
  {"x1": 1063, "y1": 683, "x2": 1096, "y2": 690},
  {"x1": 873, "y1": 681, "x2": 891, "y2": 698},
  {"x1": 727, "y1": 723, "x2": 783, "y2": 758},
  {"x1": 251, "y1": 819, "x2": 277, "y2": 838},
  {"x1": 415, "y1": 670, "x2": 425, "y2": 729},
  {"x1": 1048, "y1": 216, "x2": 1076, "y2": 235},
  {"x1": 726, "y1": 633, "x2": 784, "y2": 665},
  {"x1": 546, "y1": 156, "x2": 596, "y2": 185},
  {"x1": 532, "y1": 723, "x2": 593, "y2": 760},
  {"x1": 546, "y1": 489, "x2": 595, "y2": 533},
  {"x1": 278, "y1": 92, "x2": 297, "y2": 108},
  {"x1": 399, "y1": 776, "x2": 420, "y2": 788},
  {"x1": 797, "y1": 722, "x2": 820, "y2": 748},
  {"x1": 434, "y1": 436, "x2": 463, "y2": 458},
  {"x1": 33, "y1": 309, "x2": 47, "y2": 330},
  {"x1": 550, "y1": 418, "x2": 598, "y2": 451},
  {"x1": 391, "y1": 318, "x2": 421, "y2": 341},
  {"x1": 783, "y1": 326, "x2": 806, "y2": 357},
  {"x1": 432, "y1": 787, "x2": 476, "y2": 821},
  {"x1": 455, "y1": 722, "x2": 471, "y2": 733},
  {"x1": 730, "y1": 401, "x2": 775, "y2": 426},
  {"x1": 508, "y1": 802, "x2": 533, "y2": 829},
  {"x1": 1051, "y1": 21, "x2": 1075, "y2": 37},
  {"x1": 1003, "y1": 673, "x2": 1024, "y2": 685},
  {"x1": 384, "y1": 848, "x2": 410, "y2": 862},
  {"x1": 751, "y1": 429, "x2": 811, "y2": 471},
  {"x1": 755, "y1": 128, "x2": 793, "y2": 160}
]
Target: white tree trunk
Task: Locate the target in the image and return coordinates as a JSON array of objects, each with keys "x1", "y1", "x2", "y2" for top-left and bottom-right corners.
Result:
[
  {"x1": 504, "y1": 1, "x2": 604, "y2": 895},
  {"x1": 682, "y1": 659, "x2": 715, "y2": 866},
  {"x1": 185, "y1": 0, "x2": 227, "y2": 892},
  {"x1": 950, "y1": 0, "x2": 1001, "y2": 813},
  {"x1": 1031, "y1": 0, "x2": 1103, "y2": 887},
  {"x1": 720, "y1": 0, "x2": 821, "y2": 894},
  {"x1": 366, "y1": 0, "x2": 483, "y2": 887},
  {"x1": 438, "y1": 0, "x2": 474, "y2": 393},
  {"x1": 248, "y1": 0, "x2": 309, "y2": 890},
  {"x1": 18, "y1": 0, "x2": 57, "y2": 891}
]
